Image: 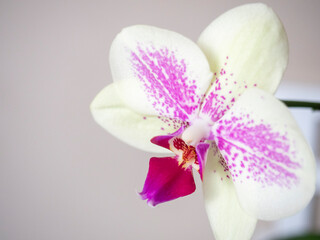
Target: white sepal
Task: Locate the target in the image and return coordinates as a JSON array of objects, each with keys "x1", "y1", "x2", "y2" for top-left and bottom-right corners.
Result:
[
  {"x1": 203, "y1": 146, "x2": 257, "y2": 240},
  {"x1": 91, "y1": 83, "x2": 182, "y2": 153},
  {"x1": 198, "y1": 3, "x2": 288, "y2": 123}
]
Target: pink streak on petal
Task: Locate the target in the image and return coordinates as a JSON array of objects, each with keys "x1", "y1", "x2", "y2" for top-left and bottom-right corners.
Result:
[
  {"x1": 130, "y1": 45, "x2": 200, "y2": 121},
  {"x1": 200, "y1": 57, "x2": 258, "y2": 122},
  {"x1": 139, "y1": 157, "x2": 196, "y2": 206},
  {"x1": 214, "y1": 115, "x2": 301, "y2": 188},
  {"x1": 151, "y1": 126, "x2": 185, "y2": 149},
  {"x1": 196, "y1": 143, "x2": 210, "y2": 181}
]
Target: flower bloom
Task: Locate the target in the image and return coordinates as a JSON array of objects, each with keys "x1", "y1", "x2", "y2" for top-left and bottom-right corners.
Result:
[{"x1": 90, "y1": 3, "x2": 316, "y2": 240}]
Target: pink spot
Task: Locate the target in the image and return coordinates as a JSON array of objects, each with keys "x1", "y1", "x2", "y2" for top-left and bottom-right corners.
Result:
[
  {"x1": 214, "y1": 114, "x2": 301, "y2": 188},
  {"x1": 130, "y1": 45, "x2": 200, "y2": 121},
  {"x1": 200, "y1": 56, "x2": 252, "y2": 123}
]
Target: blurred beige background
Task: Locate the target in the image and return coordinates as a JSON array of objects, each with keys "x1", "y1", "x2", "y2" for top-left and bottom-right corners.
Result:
[{"x1": 1, "y1": 0, "x2": 319, "y2": 239}]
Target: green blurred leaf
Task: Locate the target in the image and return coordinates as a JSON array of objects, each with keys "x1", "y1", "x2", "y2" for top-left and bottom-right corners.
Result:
[{"x1": 275, "y1": 233, "x2": 320, "y2": 240}]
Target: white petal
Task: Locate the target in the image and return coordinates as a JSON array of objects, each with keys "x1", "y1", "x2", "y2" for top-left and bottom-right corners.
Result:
[
  {"x1": 203, "y1": 146, "x2": 257, "y2": 240},
  {"x1": 90, "y1": 83, "x2": 184, "y2": 153},
  {"x1": 198, "y1": 3, "x2": 288, "y2": 123},
  {"x1": 110, "y1": 25, "x2": 212, "y2": 122},
  {"x1": 212, "y1": 88, "x2": 316, "y2": 220}
]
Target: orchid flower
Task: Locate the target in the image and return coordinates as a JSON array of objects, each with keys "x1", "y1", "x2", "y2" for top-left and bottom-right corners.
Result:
[{"x1": 90, "y1": 3, "x2": 316, "y2": 240}]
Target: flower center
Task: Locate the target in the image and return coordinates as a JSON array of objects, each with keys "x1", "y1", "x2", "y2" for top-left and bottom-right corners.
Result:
[
  {"x1": 173, "y1": 138, "x2": 197, "y2": 161},
  {"x1": 171, "y1": 137, "x2": 198, "y2": 169},
  {"x1": 169, "y1": 118, "x2": 212, "y2": 170},
  {"x1": 181, "y1": 118, "x2": 211, "y2": 146}
]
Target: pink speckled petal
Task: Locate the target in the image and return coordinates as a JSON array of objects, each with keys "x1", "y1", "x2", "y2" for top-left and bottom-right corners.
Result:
[
  {"x1": 212, "y1": 88, "x2": 316, "y2": 220},
  {"x1": 140, "y1": 156, "x2": 196, "y2": 206},
  {"x1": 110, "y1": 25, "x2": 213, "y2": 122},
  {"x1": 203, "y1": 145, "x2": 257, "y2": 240},
  {"x1": 198, "y1": 3, "x2": 288, "y2": 123},
  {"x1": 196, "y1": 142, "x2": 210, "y2": 180},
  {"x1": 90, "y1": 83, "x2": 185, "y2": 153}
]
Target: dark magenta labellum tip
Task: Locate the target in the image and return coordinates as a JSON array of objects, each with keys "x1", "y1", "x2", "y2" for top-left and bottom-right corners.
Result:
[{"x1": 139, "y1": 156, "x2": 196, "y2": 206}]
